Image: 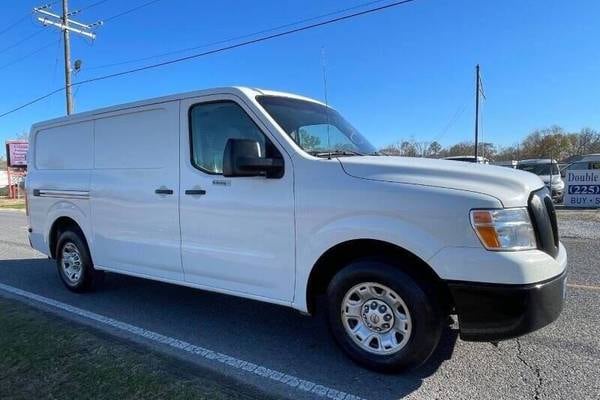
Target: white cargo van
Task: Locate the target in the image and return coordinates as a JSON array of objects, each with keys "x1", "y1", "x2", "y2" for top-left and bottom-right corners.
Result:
[{"x1": 26, "y1": 87, "x2": 567, "y2": 372}]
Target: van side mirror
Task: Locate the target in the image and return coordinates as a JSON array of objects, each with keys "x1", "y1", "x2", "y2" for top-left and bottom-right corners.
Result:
[{"x1": 223, "y1": 139, "x2": 284, "y2": 179}]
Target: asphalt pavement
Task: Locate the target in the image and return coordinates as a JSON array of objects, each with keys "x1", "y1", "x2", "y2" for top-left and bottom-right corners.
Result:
[{"x1": 0, "y1": 210, "x2": 598, "y2": 400}]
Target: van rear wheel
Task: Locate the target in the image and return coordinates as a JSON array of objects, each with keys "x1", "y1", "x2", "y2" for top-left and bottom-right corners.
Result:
[
  {"x1": 326, "y1": 260, "x2": 444, "y2": 372},
  {"x1": 56, "y1": 229, "x2": 102, "y2": 292}
]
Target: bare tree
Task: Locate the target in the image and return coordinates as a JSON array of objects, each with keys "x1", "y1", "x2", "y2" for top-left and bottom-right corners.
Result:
[
  {"x1": 380, "y1": 125, "x2": 598, "y2": 162},
  {"x1": 568, "y1": 128, "x2": 600, "y2": 156},
  {"x1": 428, "y1": 141, "x2": 442, "y2": 157},
  {"x1": 379, "y1": 144, "x2": 402, "y2": 156},
  {"x1": 400, "y1": 141, "x2": 418, "y2": 157},
  {"x1": 298, "y1": 129, "x2": 321, "y2": 151},
  {"x1": 15, "y1": 131, "x2": 29, "y2": 140}
]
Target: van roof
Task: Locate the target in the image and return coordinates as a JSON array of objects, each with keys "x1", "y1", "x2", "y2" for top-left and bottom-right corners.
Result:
[
  {"x1": 518, "y1": 158, "x2": 558, "y2": 164},
  {"x1": 30, "y1": 86, "x2": 325, "y2": 130}
]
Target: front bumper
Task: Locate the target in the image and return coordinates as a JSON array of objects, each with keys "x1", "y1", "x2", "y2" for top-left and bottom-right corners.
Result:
[{"x1": 447, "y1": 270, "x2": 566, "y2": 341}]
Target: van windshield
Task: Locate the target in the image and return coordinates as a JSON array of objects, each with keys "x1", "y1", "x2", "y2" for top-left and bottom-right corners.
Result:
[
  {"x1": 517, "y1": 163, "x2": 560, "y2": 175},
  {"x1": 256, "y1": 95, "x2": 378, "y2": 156}
]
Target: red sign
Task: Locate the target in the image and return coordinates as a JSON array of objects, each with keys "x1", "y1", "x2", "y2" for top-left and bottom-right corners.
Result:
[{"x1": 6, "y1": 140, "x2": 28, "y2": 168}]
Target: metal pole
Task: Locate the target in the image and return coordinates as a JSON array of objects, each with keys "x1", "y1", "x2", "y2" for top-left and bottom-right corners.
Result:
[
  {"x1": 7, "y1": 168, "x2": 12, "y2": 199},
  {"x1": 549, "y1": 150, "x2": 553, "y2": 195},
  {"x1": 62, "y1": 0, "x2": 74, "y2": 115},
  {"x1": 474, "y1": 64, "x2": 480, "y2": 160}
]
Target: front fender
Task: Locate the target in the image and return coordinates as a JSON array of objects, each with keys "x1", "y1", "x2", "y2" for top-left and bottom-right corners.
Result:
[{"x1": 292, "y1": 214, "x2": 445, "y2": 312}]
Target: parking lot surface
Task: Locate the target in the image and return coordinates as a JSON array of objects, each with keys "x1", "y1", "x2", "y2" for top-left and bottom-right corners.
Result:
[{"x1": 0, "y1": 210, "x2": 598, "y2": 399}]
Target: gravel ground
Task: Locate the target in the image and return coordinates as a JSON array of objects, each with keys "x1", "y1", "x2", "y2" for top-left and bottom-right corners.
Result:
[{"x1": 556, "y1": 209, "x2": 600, "y2": 240}]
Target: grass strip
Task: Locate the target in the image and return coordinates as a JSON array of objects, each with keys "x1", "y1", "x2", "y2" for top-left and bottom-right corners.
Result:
[{"x1": 0, "y1": 297, "x2": 279, "y2": 400}]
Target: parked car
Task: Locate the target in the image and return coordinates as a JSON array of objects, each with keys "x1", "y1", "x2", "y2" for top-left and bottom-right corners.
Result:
[
  {"x1": 517, "y1": 159, "x2": 565, "y2": 202},
  {"x1": 26, "y1": 87, "x2": 567, "y2": 372},
  {"x1": 562, "y1": 154, "x2": 600, "y2": 174},
  {"x1": 491, "y1": 160, "x2": 518, "y2": 169},
  {"x1": 443, "y1": 155, "x2": 489, "y2": 164}
]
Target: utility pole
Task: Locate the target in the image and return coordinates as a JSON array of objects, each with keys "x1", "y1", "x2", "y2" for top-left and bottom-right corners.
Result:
[
  {"x1": 62, "y1": 0, "x2": 73, "y2": 115},
  {"x1": 474, "y1": 64, "x2": 480, "y2": 160},
  {"x1": 34, "y1": 2, "x2": 101, "y2": 115}
]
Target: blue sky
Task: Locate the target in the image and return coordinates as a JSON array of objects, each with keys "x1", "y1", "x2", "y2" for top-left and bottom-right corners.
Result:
[{"x1": 1, "y1": 0, "x2": 599, "y2": 149}]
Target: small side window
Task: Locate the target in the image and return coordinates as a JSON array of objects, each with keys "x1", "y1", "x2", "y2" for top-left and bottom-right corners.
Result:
[
  {"x1": 189, "y1": 101, "x2": 267, "y2": 174},
  {"x1": 569, "y1": 162, "x2": 589, "y2": 171}
]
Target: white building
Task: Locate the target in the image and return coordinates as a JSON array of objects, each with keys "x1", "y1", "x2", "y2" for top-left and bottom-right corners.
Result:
[{"x1": 0, "y1": 171, "x2": 8, "y2": 188}]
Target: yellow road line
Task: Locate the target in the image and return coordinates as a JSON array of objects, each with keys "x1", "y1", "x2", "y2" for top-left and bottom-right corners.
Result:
[{"x1": 567, "y1": 283, "x2": 600, "y2": 291}]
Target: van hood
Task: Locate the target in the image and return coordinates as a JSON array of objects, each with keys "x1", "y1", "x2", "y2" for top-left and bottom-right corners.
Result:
[{"x1": 339, "y1": 156, "x2": 545, "y2": 207}]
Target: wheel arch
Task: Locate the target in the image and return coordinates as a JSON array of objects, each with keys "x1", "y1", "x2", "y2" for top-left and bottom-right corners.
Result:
[
  {"x1": 44, "y1": 199, "x2": 92, "y2": 259},
  {"x1": 305, "y1": 239, "x2": 452, "y2": 315},
  {"x1": 48, "y1": 216, "x2": 89, "y2": 260}
]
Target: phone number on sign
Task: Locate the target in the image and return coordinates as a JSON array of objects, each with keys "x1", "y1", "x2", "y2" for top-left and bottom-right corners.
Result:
[{"x1": 568, "y1": 185, "x2": 600, "y2": 194}]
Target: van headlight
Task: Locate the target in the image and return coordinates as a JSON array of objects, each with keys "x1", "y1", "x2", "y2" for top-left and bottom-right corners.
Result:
[{"x1": 470, "y1": 208, "x2": 537, "y2": 251}]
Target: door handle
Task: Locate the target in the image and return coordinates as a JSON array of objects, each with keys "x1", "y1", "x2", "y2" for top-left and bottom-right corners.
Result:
[
  {"x1": 185, "y1": 189, "x2": 206, "y2": 196},
  {"x1": 155, "y1": 188, "x2": 174, "y2": 195}
]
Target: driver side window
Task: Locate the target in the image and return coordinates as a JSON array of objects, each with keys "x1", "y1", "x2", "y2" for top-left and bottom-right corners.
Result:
[{"x1": 189, "y1": 101, "x2": 266, "y2": 174}]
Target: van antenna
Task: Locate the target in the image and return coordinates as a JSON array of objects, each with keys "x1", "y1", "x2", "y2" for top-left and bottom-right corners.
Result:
[{"x1": 321, "y1": 47, "x2": 332, "y2": 160}]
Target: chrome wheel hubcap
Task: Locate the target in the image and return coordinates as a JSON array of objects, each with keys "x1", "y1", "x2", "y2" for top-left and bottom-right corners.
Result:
[
  {"x1": 61, "y1": 243, "x2": 82, "y2": 284},
  {"x1": 341, "y1": 282, "x2": 412, "y2": 355}
]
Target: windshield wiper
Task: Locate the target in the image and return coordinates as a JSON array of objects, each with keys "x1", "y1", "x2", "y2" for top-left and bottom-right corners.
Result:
[{"x1": 309, "y1": 149, "x2": 365, "y2": 158}]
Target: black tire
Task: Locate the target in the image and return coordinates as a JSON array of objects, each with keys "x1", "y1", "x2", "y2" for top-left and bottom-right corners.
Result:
[
  {"x1": 56, "y1": 228, "x2": 103, "y2": 292},
  {"x1": 326, "y1": 259, "x2": 444, "y2": 372}
]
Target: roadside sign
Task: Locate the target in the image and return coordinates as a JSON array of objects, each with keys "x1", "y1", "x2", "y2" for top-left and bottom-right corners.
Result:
[
  {"x1": 564, "y1": 170, "x2": 600, "y2": 208},
  {"x1": 5, "y1": 141, "x2": 29, "y2": 168}
]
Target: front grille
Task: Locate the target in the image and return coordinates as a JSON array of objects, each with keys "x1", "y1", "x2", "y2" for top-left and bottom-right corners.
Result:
[{"x1": 528, "y1": 188, "x2": 559, "y2": 258}]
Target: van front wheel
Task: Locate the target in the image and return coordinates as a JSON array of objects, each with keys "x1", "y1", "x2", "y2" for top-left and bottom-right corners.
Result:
[
  {"x1": 326, "y1": 260, "x2": 444, "y2": 372},
  {"x1": 56, "y1": 229, "x2": 102, "y2": 292}
]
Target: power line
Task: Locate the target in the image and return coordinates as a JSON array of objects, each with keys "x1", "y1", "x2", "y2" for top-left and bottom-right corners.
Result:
[
  {"x1": 0, "y1": 2, "x2": 58, "y2": 36},
  {"x1": 0, "y1": 88, "x2": 64, "y2": 119},
  {"x1": 0, "y1": 14, "x2": 30, "y2": 37},
  {"x1": 49, "y1": 33, "x2": 63, "y2": 108},
  {"x1": 0, "y1": 30, "x2": 45, "y2": 55},
  {"x1": 88, "y1": 0, "x2": 392, "y2": 71},
  {"x1": 77, "y1": 0, "x2": 111, "y2": 13},
  {"x1": 0, "y1": 39, "x2": 59, "y2": 71},
  {"x1": 434, "y1": 103, "x2": 467, "y2": 143},
  {"x1": 77, "y1": 0, "x2": 417, "y2": 84},
  {"x1": 102, "y1": 0, "x2": 163, "y2": 23},
  {"x1": 34, "y1": 1, "x2": 100, "y2": 115},
  {"x1": 0, "y1": 0, "x2": 418, "y2": 119}
]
